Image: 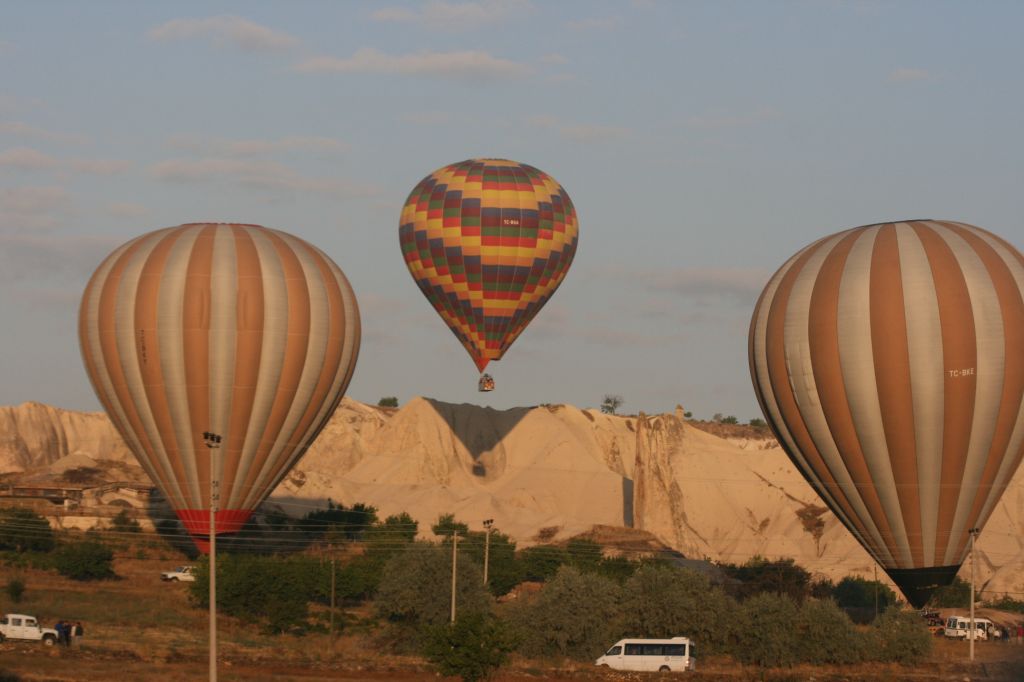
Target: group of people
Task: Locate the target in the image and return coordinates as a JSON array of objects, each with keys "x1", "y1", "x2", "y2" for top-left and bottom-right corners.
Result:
[
  {"x1": 987, "y1": 622, "x2": 1024, "y2": 642},
  {"x1": 53, "y1": 620, "x2": 83, "y2": 647}
]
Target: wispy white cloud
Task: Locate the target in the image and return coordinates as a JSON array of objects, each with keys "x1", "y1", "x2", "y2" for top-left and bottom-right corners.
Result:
[
  {"x1": 0, "y1": 121, "x2": 90, "y2": 145},
  {"x1": 148, "y1": 157, "x2": 377, "y2": 197},
  {"x1": 0, "y1": 147, "x2": 130, "y2": 175},
  {"x1": 684, "y1": 107, "x2": 781, "y2": 130},
  {"x1": 147, "y1": 15, "x2": 298, "y2": 52},
  {"x1": 168, "y1": 134, "x2": 348, "y2": 156},
  {"x1": 295, "y1": 48, "x2": 530, "y2": 80},
  {"x1": 0, "y1": 186, "x2": 73, "y2": 231},
  {"x1": 888, "y1": 67, "x2": 930, "y2": 82},
  {"x1": 567, "y1": 16, "x2": 621, "y2": 31},
  {"x1": 0, "y1": 233, "x2": 120, "y2": 295},
  {"x1": 372, "y1": 0, "x2": 532, "y2": 31}
]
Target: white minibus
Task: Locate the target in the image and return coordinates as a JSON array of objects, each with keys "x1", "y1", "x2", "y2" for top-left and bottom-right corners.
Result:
[
  {"x1": 944, "y1": 615, "x2": 991, "y2": 641},
  {"x1": 595, "y1": 636, "x2": 695, "y2": 672}
]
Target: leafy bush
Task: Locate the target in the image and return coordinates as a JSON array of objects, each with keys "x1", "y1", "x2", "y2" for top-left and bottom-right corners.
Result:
[
  {"x1": 795, "y1": 598, "x2": 865, "y2": 664},
  {"x1": 54, "y1": 540, "x2": 116, "y2": 581},
  {"x1": 928, "y1": 577, "x2": 971, "y2": 608},
  {"x1": 619, "y1": 564, "x2": 740, "y2": 656},
  {"x1": 190, "y1": 555, "x2": 318, "y2": 633},
  {"x1": 869, "y1": 608, "x2": 932, "y2": 663},
  {"x1": 0, "y1": 508, "x2": 55, "y2": 553},
  {"x1": 735, "y1": 592, "x2": 801, "y2": 667},
  {"x1": 376, "y1": 542, "x2": 491, "y2": 635},
  {"x1": 832, "y1": 575, "x2": 896, "y2": 619},
  {"x1": 378, "y1": 397, "x2": 399, "y2": 407},
  {"x1": 300, "y1": 501, "x2": 378, "y2": 541},
  {"x1": 5, "y1": 578, "x2": 25, "y2": 603},
  {"x1": 432, "y1": 513, "x2": 470, "y2": 537},
  {"x1": 460, "y1": 528, "x2": 520, "y2": 596},
  {"x1": 985, "y1": 595, "x2": 1024, "y2": 613},
  {"x1": 110, "y1": 509, "x2": 142, "y2": 533},
  {"x1": 422, "y1": 614, "x2": 516, "y2": 682},
  {"x1": 518, "y1": 545, "x2": 570, "y2": 582},
  {"x1": 721, "y1": 556, "x2": 812, "y2": 602},
  {"x1": 510, "y1": 566, "x2": 622, "y2": 661}
]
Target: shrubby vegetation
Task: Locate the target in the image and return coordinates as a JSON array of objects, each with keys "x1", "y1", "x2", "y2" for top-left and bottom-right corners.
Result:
[
  {"x1": 0, "y1": 507, "x2": 55, "y2": 552},
  {"x1": 54, "y1": 539, "x2": 116, "y2": 581},
  {"x1": 422, "y1": 614, "x2": 516, "y2": 682},
  {"x1": 928, "y1": 576, "x2": 971, "y2": 608}
]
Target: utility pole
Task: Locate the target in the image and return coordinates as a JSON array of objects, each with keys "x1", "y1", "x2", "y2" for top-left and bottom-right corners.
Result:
[
  {"x1": 330, "y1": 551, "x2": 336, "y2": 642},
  {"x1": 482, "y1": 519, "x2": 494, "y2": 586},
  {"x1": 450, "y1": 530, "x2": 459, "y2": 624},
  {"x1": 969, "y1": 527, "x2": 980, "y2": 662},
  {"x1": 873, "y1": 564, "x2": 879, "y2": 620},
  {"x1": 203, "y1": 431, "x2": 222, "y2": 682}
]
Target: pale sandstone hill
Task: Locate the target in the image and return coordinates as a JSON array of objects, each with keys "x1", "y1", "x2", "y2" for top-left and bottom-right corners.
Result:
[
  {"x1": 2, "y1": 398, "x2": 1023, "y2": 598},
  {"x1": 0, "y1": 401, "x2": 133, "y2": 470}
]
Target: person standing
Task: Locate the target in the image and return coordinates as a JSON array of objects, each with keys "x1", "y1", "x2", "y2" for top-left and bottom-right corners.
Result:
[{"x1": 1017, "y1": 623, "x2": 1023, "y2": 645}]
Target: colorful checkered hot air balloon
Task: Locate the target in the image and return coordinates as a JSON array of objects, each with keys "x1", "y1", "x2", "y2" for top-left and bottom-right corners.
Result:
[
  {"x1": 399, "y1": 159, "x2": 579, "y2": 384},
  {"x1": 79, "y1": 223, "x2": 360, "y2": 552},
  {"x1": 749, "y1": 220, "x2": 1024, "y2": 607}
]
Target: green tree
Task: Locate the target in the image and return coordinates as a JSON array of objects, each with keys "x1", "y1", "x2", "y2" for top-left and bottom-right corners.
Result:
[
  {"x1": 869, "y1": 608, "x2": 933, "y2": 663},
  {"x1": 518, "y1": 545, "x2": 570, "y2": 582},
  {"x1": 794, "y1": 598, "x2": 865, "y2": 664},
  {"x1": 191, "y1": 555, "x2": 317, "y2": 633},
  {"x1": 735, "y1": 592, "x2": 801, "y2": 667},
  {"x1": 601, "y1": 395, "x2": 624, "y2": 414},
  {"x1": 5, "y1": 578, "x2": 25, "y2": 603},
  {"x1": 378, "y1": 397, "x2": 399, "y2": 407},
  {"x1": 0, "y1": 507, "x2": 55, "y2": 553},
  {"x1": 376, "y1": 543, "x2": 491, "y2": 634},
  {"x1": 928, "y1": 576, "x2": 971, "y2": 608},
  {"x1": 720, "y1": 415, "x2": 739, "y2": 425},
  {"x1": 462, "y1": 528, "x2": 520, "y2": 596},
  {"x1": 749, "y1": 418, "x2": 767, "y2": 428},
  {"x1": 566, "y1": 538, "x2": 603, "y2": 573},
  {"x1": 54, "y1": 540, "x2": 116, "y2": 581},
  {"x1": 110, "y1": 509, "x2": 141, "y2": 533},
  {"x1": 832, "y1": 575, "x2": 896, "y2": 617},
  {"x1": 300, "y1": 501, "x2": 378, "y2": 541},
  {"x1": 511, "y1": 566, "x2": 622, "y2": 661},
  {"x1": 432, "y1": 513, "x2": 469, "y2": 537},
  {"x1": 619, "y1": 564, "x2": 740, "y2": 656},
  {"x1": 721, "y1": 556, "x2": 812, "y2": 602},
  {"x1": 422, "y1": 614, "x2": 516, "y2": 682}
]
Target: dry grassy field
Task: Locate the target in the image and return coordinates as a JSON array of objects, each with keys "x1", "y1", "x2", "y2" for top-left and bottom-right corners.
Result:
[{"x1": 1, "y1": 541, "x2": 1023, "y2": 681}]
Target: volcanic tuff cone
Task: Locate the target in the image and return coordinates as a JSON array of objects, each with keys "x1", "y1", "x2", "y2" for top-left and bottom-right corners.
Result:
[{"x1": 2, "y1": 398, "x2": 1023, "y2": 599}]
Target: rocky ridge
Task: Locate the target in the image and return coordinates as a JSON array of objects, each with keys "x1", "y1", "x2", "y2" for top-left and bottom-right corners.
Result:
[{"x1": 1, "y1": 398, "x2": 1022, "y2": 599}]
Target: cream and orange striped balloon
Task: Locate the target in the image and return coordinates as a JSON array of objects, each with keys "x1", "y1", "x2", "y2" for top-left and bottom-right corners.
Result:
[
  {"x1": 749, "y1": 220, "x2": 1024, "y2": 607},
  {"x1": 79, "y1": 224, "x2": 359, "y2": 550}
]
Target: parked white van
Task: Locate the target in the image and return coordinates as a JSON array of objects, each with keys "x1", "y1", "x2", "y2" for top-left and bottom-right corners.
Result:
[
  {"x1": 944, "y1": 615, "x2": 991, "y2": 641},
  {"x1": 595, "y1": 637, "x2": 695, "y2": 672}
]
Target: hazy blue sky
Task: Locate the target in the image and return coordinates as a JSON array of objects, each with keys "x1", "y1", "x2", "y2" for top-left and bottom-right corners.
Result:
[{"x1": 2, "y1": 1, "x2": 1022, "y2": 420}]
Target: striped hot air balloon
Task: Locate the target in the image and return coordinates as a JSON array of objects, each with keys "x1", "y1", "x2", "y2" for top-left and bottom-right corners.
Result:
[
  {"x1": 399, "y1": 159, "x2": 579, "y2": 379},
  {"x1": 749, "y1": 220, "x2": 1024, "y2": 607},
  {"x1": 79, "y1": 223, "x2": 360, "y2": 551}
]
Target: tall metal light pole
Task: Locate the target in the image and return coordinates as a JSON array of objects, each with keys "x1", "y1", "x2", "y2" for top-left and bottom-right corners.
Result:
[
  {"x1": 969, "y1": 527, "x2": 980, "y2": 662},
  {"x1": 482, "y1": 519, "x2": 494, "y2": 586},
  {"x1": 203, "y1": 431, "x2": 222, "y2": 682},
  {"x1": 450, "y1": 530, "x2": 459, "y2": 624}
]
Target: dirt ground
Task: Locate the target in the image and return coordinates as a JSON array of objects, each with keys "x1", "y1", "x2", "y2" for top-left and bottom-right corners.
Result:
[{"x1": 3, "y1": 639, "x2": 1024, "y2": 681}]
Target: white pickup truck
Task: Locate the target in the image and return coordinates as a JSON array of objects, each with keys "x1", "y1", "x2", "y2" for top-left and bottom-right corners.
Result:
[
  {"x1": 0, "y1": 614, "x2": 59, "y2": 645},
  {"x1": 160, "y1": 565, "x2": 196, "y2": 582}
]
